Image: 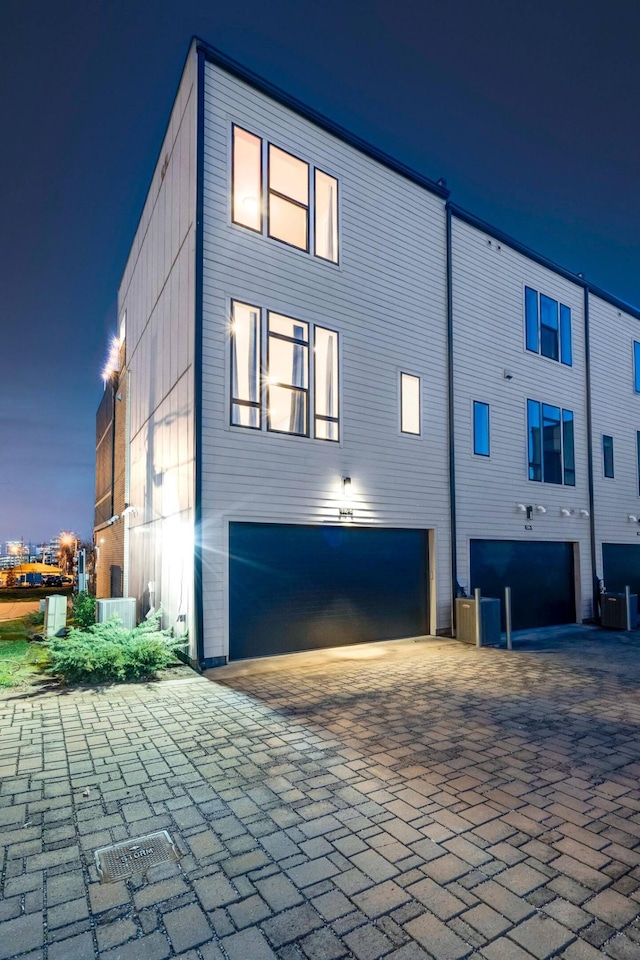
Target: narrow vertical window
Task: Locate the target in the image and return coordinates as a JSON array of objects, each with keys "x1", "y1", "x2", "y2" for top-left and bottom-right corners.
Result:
[
  {"x1": 562, "y1": 410, "x2": 575, "y2": 486},
  {"x1": 560, "y1": 304, "x2": 572, "y2": 366},
  {"x1": 542, "y1": 404, "x2": 562, "y2": 484},
  {"x1": 231, "y1": 301, "x2": 261, "y2": 428},
  {"x1": 636, "y1": 431, "x2": 640, "y2": 495},
  {"x1": 525, "y1": 287, "x2": 539, "y2": 353},
  {"x1": 527, "y1": 400, "x2": 542, "y2": 481},
  {"x1": 268, "y1": 146, "x2": 309, "y2": 250},
  {"x1": 232, "y1": 127, "x2": 262, "y2": 232},
  {"x1": 473, "y1": 402, "x2": 490, "y2": 456},
  {"x1": 267, "y1": 313, "x2": 309, "y2": 435},
  {"x1": 314, "y1": 170, "x2": 338, "y2": 263},
  {"x1": 314, "y1": 327, "x2": 339, "y2": 441},
  {"x1": 634, "y1": 341, "x2": 640, "y2": 393},
  {"x1": 400, "y1": 374, "x2": 421, "y2": 435},
  {"x1": 603, "y1": 435, "x2": 614, "y2": 478},
  {"x1": 540, "y1": 295, "x2": 559, "y2": 361}
]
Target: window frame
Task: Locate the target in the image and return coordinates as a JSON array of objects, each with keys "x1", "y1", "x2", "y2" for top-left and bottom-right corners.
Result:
[
  {"x1": 266, "y1": 312, "x2": 310, "y2": 437},
  {"x1": 524, "y1": 285, "x2": 572, "y2": 367},
  {"x1": 231, "y1": 125, "x2": 263, "y2": 235},
  {"x1": 230, "y1": 299, "x2": 263, "y2": 430},
  {"x1": 313, "y1": 167, "x2": 339, "y2": 265},
  {"x1": 314, "y1": 326, "x2": 340, "y2": 441},
  {"x1": 230, "y1": 124, "x2": 340, "y2": 265},
  {"x1": 400, "y1": 372, "x2": 422, "y2": 437},
  {"x1": 473, "y1": 401, "x2": 490, "y2": 457},
  {"x1": 602, "y1": 434, "x2": 615, "y2": 479},
  {"x1": 267, "y1": 144, "x2": 310, "y2": 253},
  {"x1": 633, "y1": 341, "x2": 640, "y2": 393},
  {"x1": 527, "y1": 398, "x2": 575, "y2": 486},
  {"x1": 229, "y1": 301, "x2": 340, "y2": 442}
]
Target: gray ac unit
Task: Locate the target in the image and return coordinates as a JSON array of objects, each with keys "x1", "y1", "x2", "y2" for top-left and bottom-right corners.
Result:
[
  {"x1": 96, "y1": 597, "x2": 137, "y2": 630},
  {"x1": 601, "y1": 592, "x2": 638, "y2": 630},
  {"x1": 456, "y1": 597, "x2": 501, "y2": 646}
]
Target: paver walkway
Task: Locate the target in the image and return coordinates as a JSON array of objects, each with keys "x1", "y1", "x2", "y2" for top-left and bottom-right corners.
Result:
[{"x1": 1, "y1": 627, "x2": 640, "y2": 959}]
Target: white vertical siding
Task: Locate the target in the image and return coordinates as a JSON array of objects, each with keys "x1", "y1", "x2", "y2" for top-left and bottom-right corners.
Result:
[
  {"x1": 119, "y1": 46, "x2": 197, "y2": 654},
  {"x1": 589, "y1": 294, "x2": 640, "y2": 579},
  {"x1": 451, "y1": 217, "x2": 593, "y2": 620},
  {"x1": 200, "y1": 61, "x2": 451, "y2": 660}
]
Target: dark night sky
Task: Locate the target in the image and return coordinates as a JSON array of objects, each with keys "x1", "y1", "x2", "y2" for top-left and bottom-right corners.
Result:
[{"x1": 2, "y1": 0, "x2": 639, "y2": 543}]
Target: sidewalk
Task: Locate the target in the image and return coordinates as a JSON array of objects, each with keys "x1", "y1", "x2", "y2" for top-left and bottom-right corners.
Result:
[{"x1": 1, "y1": 627, "x2": 640, "y2": 959}]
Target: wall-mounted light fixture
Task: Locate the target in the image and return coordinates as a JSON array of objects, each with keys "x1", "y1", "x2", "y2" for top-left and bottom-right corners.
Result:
[
  {"x1": 516, "y1": 503, "x2": 527, "y2": 513},
  {"x1": 628, "y1": 514, "x2": 638, "y2": 523},
  {"x1": 339, "y1": 476, "x2": 354, "y2": 520},
  {"x1": 535, "y1": 505, "x2": 546, "y2": 514},
  {"x1": 579, "y1": 509, "x2": 590, "y2": 519},
  {"x1": 503, "y1": 369, "x2": 514, "y2": 381},
  {"x1": 560, "y1": 508, "x2": 571, "y2": 517}
]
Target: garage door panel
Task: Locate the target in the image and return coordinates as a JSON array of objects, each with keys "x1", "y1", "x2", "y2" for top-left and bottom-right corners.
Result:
[
  {"x1": 602, "y1": 544, "x2": 640, "y2": 599},
  {"x1": 229, "y1": 523, "x2": 428, "y2": 659},
  {"x1": 470, "y1": 539, "x2": 575, "y2": 631}
]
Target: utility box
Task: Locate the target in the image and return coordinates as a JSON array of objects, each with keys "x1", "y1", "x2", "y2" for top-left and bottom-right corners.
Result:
[
  {"x1": 601, "y1": 592, "x2": 638, "y2": 630},
  {"x1": 96, "y1": 598, "x2": 137, "y2": 630},
  {"x1": 456, "y1": 596, "x2": 501, "y2": 646},
  {"x1": 45, "y1": 595, "x2": 67, "y2": 638}
]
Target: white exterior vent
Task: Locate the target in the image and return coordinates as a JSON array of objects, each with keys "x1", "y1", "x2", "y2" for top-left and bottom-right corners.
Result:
[{"x1": 96, "y1": 598, "x2": 137, "y2": 630}]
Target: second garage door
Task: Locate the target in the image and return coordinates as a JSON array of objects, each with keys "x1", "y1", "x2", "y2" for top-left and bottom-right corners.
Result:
[
  {"x1": 470, "y1": 539, "x2": 576, "y2": 630},
  {"x1": 229, "y1": 522, "x2": 429, "y2": 660}
]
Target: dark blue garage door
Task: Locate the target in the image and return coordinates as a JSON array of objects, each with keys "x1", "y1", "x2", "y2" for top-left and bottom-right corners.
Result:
[
  {"x1": 470, "y1": 539, "x2": 575, "y2": 630},
  {"x1": 229, "y1": 523, "x2": 429, "y2": 660},
  {"x1": 603, "y1": 544, "x2": 640, "y2": 598}
]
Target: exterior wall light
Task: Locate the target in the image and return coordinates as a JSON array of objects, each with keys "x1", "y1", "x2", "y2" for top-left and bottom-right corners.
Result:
[
  {"x1": 535, "y1": 505, "x2": 546, "y2": 514},
  {"x1": 560, "y1": 508, "x2": 571, "y2": 517},
  {"x1": 341, "y1": 477, "x2": 352, "y2": 498},
  {"x1": 628, "y1": 514, "x2": 638, "y2": 523},
  {"x1": 579, "y1": 509, "x2": 590, "y2": 518},
  {"x1": 516, "y1": 503, "x2": 527, "y2": 513}
]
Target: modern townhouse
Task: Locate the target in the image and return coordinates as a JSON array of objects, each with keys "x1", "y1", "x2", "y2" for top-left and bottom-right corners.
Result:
[{"x1": 94, "y1": 37, "x2": 640, "y2": 665}]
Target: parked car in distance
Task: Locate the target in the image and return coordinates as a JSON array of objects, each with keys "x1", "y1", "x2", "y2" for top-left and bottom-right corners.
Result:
[{"x1": 42, "y1": 575, "x2": 63, "y2": 588}]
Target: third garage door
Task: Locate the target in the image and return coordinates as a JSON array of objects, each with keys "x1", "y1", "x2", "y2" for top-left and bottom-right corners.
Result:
[
  {"x1": 229, "y1": 522, "x2": 429, "y2": 660},
  {"x1": 602, "y1": 543, "x2": 640, "y2": 599},
  {"x1": 470, "y1": 539, "x2": 576, "y2": 630}
]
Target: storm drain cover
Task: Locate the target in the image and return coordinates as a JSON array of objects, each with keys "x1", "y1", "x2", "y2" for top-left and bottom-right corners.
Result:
[{"x1": 95, "y1": 831, "x2": 179, "y2": 882}]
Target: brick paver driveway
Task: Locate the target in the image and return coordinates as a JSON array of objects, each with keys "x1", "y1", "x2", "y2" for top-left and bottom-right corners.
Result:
[{"x1": 1, "y1": 627, "x2": 640, "y2": 960}]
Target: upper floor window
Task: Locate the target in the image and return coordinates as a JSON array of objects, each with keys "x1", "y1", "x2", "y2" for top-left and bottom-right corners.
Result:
[
  {"x1": 633, "y1": 341, "x2": 640, "y2": 393},
  {"x1": 268, "y1": 146, "x2": 309, "y2": 251},
  {"x1": 527, "y1": 399, "x2": 575, "y2": 485},
  {"x1": 400, "y1": 373, "x2": 421, "y2": 435},
  {"x1": 231, "y1": 300, "x2": 339, "y2": 441},
  {"x1": 603, "y1": 435, "x2": 614, "y2": 479},
  {"x1": 473, "y1": 401, "x2": 490, "y2": 456},
  {"x1": 232, "y1": 125, "x2": 339, "y2": 263},
  {"x1": 525, "y1": 286, "x2": 572, "y2": 366}
]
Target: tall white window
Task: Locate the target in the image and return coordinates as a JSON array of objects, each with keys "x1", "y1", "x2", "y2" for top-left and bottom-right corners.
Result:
[
  {"x1": 268, "y1": 313, "x2": 309, "y2": 435},
  {"x1": 232, "y1": 127, "x2": 262, "y2": 232},
  {"x1": 314, "y1": 327, "x2": 339, "y2": 440},
  {"x1": 231, "y1": 302, "x2": 261, "y2": 428},
  {"x1": 314, "y1": 170, "x2": 339, "y2": 263},
  {"x1": 401, "y1": 373, "x2": 421, "y2": 435},
  {"x1": 268, "y1": 146, "x2": 309, "y2": 250}
]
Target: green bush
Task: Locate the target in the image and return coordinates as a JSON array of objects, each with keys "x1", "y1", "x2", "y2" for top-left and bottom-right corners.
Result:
[
  {"x1": 71, "y1": 591, "x2": 96, "y2": 629},
  {"x1": 48, "y1": 612, "x2": 179, "y2": 685},
  {"x1": 24, "y1": 609, "x2": 45, "y2": 628}
]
